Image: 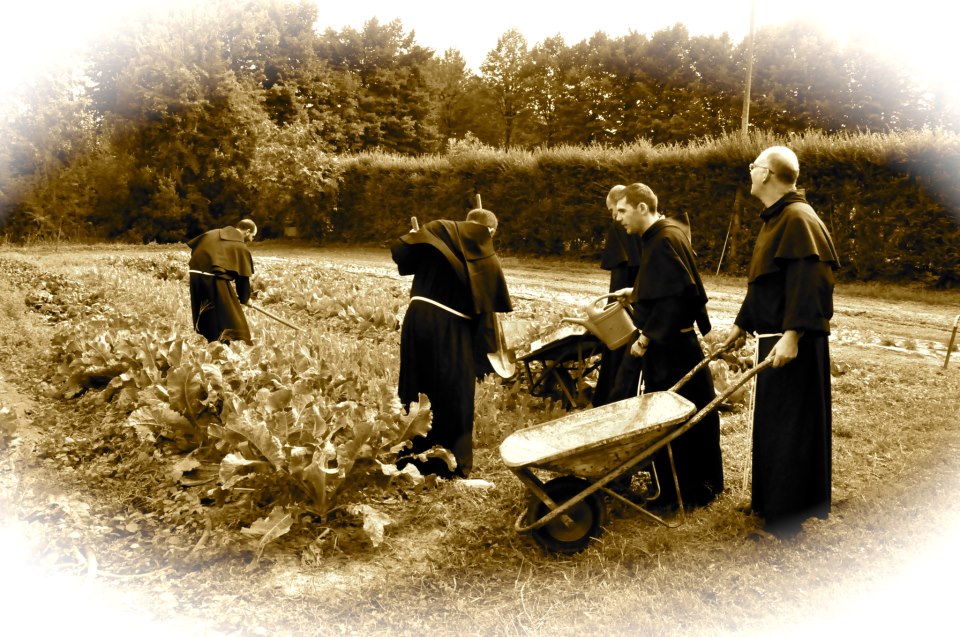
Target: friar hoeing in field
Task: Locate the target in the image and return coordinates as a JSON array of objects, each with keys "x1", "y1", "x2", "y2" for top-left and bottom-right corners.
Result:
[
  {"x1": 390, "y1": 207, "x2": 513, "y2": 478},
  {"x1": 186, "y1": 219, "x2": 257, "y2": 344}
]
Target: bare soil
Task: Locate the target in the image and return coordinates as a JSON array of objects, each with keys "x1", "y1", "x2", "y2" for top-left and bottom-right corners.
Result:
[{"x1": 2, "y1": 243, "x2": 959, "y2": 636}]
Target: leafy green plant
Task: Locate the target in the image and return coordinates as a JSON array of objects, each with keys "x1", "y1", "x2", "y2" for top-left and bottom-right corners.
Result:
[{"x1": 29, "y1": 252, "x2": 756, "y2": 556}]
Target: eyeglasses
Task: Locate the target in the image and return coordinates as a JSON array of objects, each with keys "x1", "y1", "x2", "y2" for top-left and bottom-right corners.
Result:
[{"x1": 749, "y1": 162, "x2": 770, "y2": 172}]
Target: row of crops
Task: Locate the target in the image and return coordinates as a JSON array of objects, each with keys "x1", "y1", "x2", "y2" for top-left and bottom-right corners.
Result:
[
  {"x1": 4, "y1": 253, "x2": 574, "y2": 554},
  {"x1": 5, "y1": 251, "x2": 751, "y2": 557}
]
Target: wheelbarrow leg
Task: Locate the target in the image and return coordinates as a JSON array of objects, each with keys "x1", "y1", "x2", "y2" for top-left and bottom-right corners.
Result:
[
  {"x1": 513, "y1": 467, "x2": 576, "y2": 527},
  {"x1": 548, "y1": 367, "x2": 579, "y2": 408},
  {"x1": 666, "y1": 442, "x2": 686, "y2": 519},
  {"x1": 600, "y1": 487, "x2": 681, "y2": 529}
]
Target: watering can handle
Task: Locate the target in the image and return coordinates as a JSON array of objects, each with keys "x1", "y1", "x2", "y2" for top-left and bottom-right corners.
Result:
[
  {"x1": 590, "y1": 292, "x2": 628, "y2": 309},
  {"x1": 560, "y1": 293, "x2": 625, "y2": 326}
]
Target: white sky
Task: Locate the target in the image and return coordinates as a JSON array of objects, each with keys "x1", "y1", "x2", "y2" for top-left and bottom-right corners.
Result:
[{"x1": 1, "y1": 0, "x2": 958, "y2": 101}]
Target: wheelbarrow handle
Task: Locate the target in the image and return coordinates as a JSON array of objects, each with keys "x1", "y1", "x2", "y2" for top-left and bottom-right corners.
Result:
[
  {"x1": 668, "y1": 339, "x2": 736, "y2": 393},
  {"x1": 675, "y1": 357, "x2": 773, "y2": 434}
]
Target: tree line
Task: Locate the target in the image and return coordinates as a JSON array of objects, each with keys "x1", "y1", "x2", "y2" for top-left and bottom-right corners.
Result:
[{"x1": 0, "y1": 0, "x2": 955, "y2": 243}]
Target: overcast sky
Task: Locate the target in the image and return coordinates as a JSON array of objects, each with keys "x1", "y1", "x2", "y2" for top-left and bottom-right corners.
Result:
[{"x1": 2, "y1": 0, "x2": 958, "y2": 101}]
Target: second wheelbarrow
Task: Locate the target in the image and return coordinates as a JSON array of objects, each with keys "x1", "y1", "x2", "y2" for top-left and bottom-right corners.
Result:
[{"x1": 499, "y1": 348, "x2": 771, "y2": 553}]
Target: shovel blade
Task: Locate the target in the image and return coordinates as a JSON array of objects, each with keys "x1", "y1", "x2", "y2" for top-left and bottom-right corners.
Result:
[{"x1": 487, "y1": 351, "x2": 516, "y2": 379}]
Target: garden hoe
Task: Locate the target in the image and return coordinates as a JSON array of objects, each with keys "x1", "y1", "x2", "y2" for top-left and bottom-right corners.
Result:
[{"x1": 247, "y1": 303, "x2": 304, "y2": 332}]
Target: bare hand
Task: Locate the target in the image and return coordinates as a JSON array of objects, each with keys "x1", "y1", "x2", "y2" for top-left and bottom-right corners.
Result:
[
  {"x1": 717, "y1": 325, "x2": 745, "y2": 354},
  {"x1": 629, "y1": 333, "x2": 649, "y2": 357},
  {"x1": 766, "y1": 330, "x2": 801, "y2": 368},
  {"x1": 611, "y1": 287, "x2": 633, "y2": 303}
]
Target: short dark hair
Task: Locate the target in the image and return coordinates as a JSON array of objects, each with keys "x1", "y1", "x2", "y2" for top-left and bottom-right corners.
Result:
[
  {"x1": 620, "y1": 183, "x2": 658, "y2": 212},
  {"x1": 466, "y1": 208, "x2": 497, "y2": 230}
]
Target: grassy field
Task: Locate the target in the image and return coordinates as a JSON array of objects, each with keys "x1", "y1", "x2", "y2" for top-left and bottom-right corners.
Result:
[{"x1": 1, "y1": 242, "x2": 959, "y2": 636}]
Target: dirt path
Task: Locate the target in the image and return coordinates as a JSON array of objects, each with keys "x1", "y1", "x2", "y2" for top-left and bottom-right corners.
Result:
[{"x1": 257, "y1": 244, "x2": 959, "y2": 360}]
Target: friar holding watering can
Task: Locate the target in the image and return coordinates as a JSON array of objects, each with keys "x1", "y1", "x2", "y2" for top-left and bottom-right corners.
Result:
[{"x1": 610, "y1": 182, "x2": 723, "y2": 513}]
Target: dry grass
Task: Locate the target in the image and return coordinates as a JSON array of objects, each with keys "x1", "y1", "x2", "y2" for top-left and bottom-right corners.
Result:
[
  {"x1": 267, "y1": 345, "x2": 957, "y2": 637},
  {"x1": 2, "y1": 245, "x2": 959, "y2": 637}
]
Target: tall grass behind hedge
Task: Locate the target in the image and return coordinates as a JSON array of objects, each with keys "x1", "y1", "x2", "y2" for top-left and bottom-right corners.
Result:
[{"x1": 323, "y1": 130, "x2": 960, "y2": 287}]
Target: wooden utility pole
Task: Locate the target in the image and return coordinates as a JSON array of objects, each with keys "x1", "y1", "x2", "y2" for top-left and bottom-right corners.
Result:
[{"x1": 741, "y1": 0, "x2": 756, "y2": 136}]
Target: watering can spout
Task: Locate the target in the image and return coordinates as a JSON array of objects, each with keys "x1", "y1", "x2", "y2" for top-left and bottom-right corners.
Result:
[{"x1": 561, "y1": 316, "x2": 589, "y2": 327}]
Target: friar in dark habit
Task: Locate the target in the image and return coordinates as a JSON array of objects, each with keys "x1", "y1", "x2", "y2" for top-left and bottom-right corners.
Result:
[
  {"x1": 720, "y1": 145, "x2": 840, "y2": 538},
  {"x1": 391, "y1": 207, "x2": 512, "y2": 478},
  {"x1": 186, "y1": 219, "x2": 257, "y2": 344},
  {"x1": 592, "y1": 184, "x2": 643, "y2": 407},
  {"x1": 612, "y1": 182, "x2": 723, "y2": 511}
]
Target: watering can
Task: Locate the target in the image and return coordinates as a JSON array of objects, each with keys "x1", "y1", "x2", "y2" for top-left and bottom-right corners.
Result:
[{"x1": 561, "y1": 293, "x2": 637, "y2": 350}]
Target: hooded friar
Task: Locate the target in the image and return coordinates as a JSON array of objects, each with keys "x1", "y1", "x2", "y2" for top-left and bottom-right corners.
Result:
[
  {"x1": 186, "y1": 220, "x2": 256, "y2": 344},
  {"x1": 390, "y1": 210, "x2": 512, "y2": 478},
  {"x1": 735, "y1": 190, "x2": 840, "y2": 534}
]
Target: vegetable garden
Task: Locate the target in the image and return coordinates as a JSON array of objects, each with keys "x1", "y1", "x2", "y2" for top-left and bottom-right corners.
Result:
[{"x1": 1, "y1": 243, "x2": 959, "y2": 636}]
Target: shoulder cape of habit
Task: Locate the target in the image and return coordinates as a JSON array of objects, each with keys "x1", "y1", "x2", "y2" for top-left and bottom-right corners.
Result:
[
  {"x1": 600, "y1": 222, "x2": 642, "y2": 270},
  {"x1": 186, "y1": 226, "x2": 254, "y2": 276},
  {"x1": 633, "y1": 218, "x2": 712, "y2": 335},
  {"x1": 747, "y1": 192, "x2": 840, "y2": 282},
  {"x1": 392, "y1": 219, "x2": 512, "y2": 314},
  {"x1": 633, "y1": 219, "x2": 703, "y2": 300}
]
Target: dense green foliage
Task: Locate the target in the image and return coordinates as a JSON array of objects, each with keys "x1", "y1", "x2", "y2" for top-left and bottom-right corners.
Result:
[
  {"x1": 334, "y1": 130, "x2": 960, "y2": 287},
  {"x1": 1, "y1": 0, "x2": 958, "y2": 286}
]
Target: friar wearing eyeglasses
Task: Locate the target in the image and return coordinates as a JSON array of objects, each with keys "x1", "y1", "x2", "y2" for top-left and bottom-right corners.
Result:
[{"x1": 719, "y1": 146, "x2": 840, "y2": 538}]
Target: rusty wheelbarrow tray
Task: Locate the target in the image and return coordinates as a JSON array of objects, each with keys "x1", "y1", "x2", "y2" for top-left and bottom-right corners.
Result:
[
  {"x1": 499, "y1": 346, "x2": 771, "y2": 553},
  {"x1": 516, "y1": 331, "x2": 604, "y2": 409}
]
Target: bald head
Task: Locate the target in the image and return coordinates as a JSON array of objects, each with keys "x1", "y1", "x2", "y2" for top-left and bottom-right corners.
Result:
[
  {"x1": 758, "y1": 146, "x2": 800, "y2": 187},
  {"x1": 750, "y1": 145, "x2": 802, "y2": 206},
  {"x1": 236, "y1": 218, "x2": 257, "y2": 242}
]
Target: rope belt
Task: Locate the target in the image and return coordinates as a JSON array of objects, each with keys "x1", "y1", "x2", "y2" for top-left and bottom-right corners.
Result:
[
  {"x1": 409, "y1": 296, "x2": 470, "y2": 319},
  {"x1": 188, "y1": 269, "x2": 217, "y2": 277},
  {"x1": 679, "y1": 326, "x2": 695, "y2": 333}
]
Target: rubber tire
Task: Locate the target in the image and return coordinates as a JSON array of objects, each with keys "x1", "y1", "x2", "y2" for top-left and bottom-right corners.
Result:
[{"x1": 526, "y1": 476, "x2": 605, "y2": 554}]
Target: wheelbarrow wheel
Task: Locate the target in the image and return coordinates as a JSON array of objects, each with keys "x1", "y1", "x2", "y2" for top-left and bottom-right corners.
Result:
[{"x1": 526, "y1": 476, "x2": 605, "y2": 554}]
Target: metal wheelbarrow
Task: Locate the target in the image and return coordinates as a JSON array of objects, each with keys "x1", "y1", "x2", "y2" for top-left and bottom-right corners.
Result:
[
  {"x1": 516, "y1": 331, "x2": 604, "y2": 409},
  {"x1": 499, "y1": 345, "x2": 771, "y2": 553}
]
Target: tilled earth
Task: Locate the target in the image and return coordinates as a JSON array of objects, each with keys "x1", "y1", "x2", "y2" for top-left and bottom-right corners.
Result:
[
  {"x1": 257, "y1": 244, "x2": 958, "y2": 359},
  {"x1": 1, "y1": 243, "x2": 959, "y2": 636}
]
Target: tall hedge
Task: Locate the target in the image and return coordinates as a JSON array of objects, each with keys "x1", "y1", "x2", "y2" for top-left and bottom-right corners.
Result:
[{"x1": 313, "y1": 130, "x2": 960, "y2": 288}]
